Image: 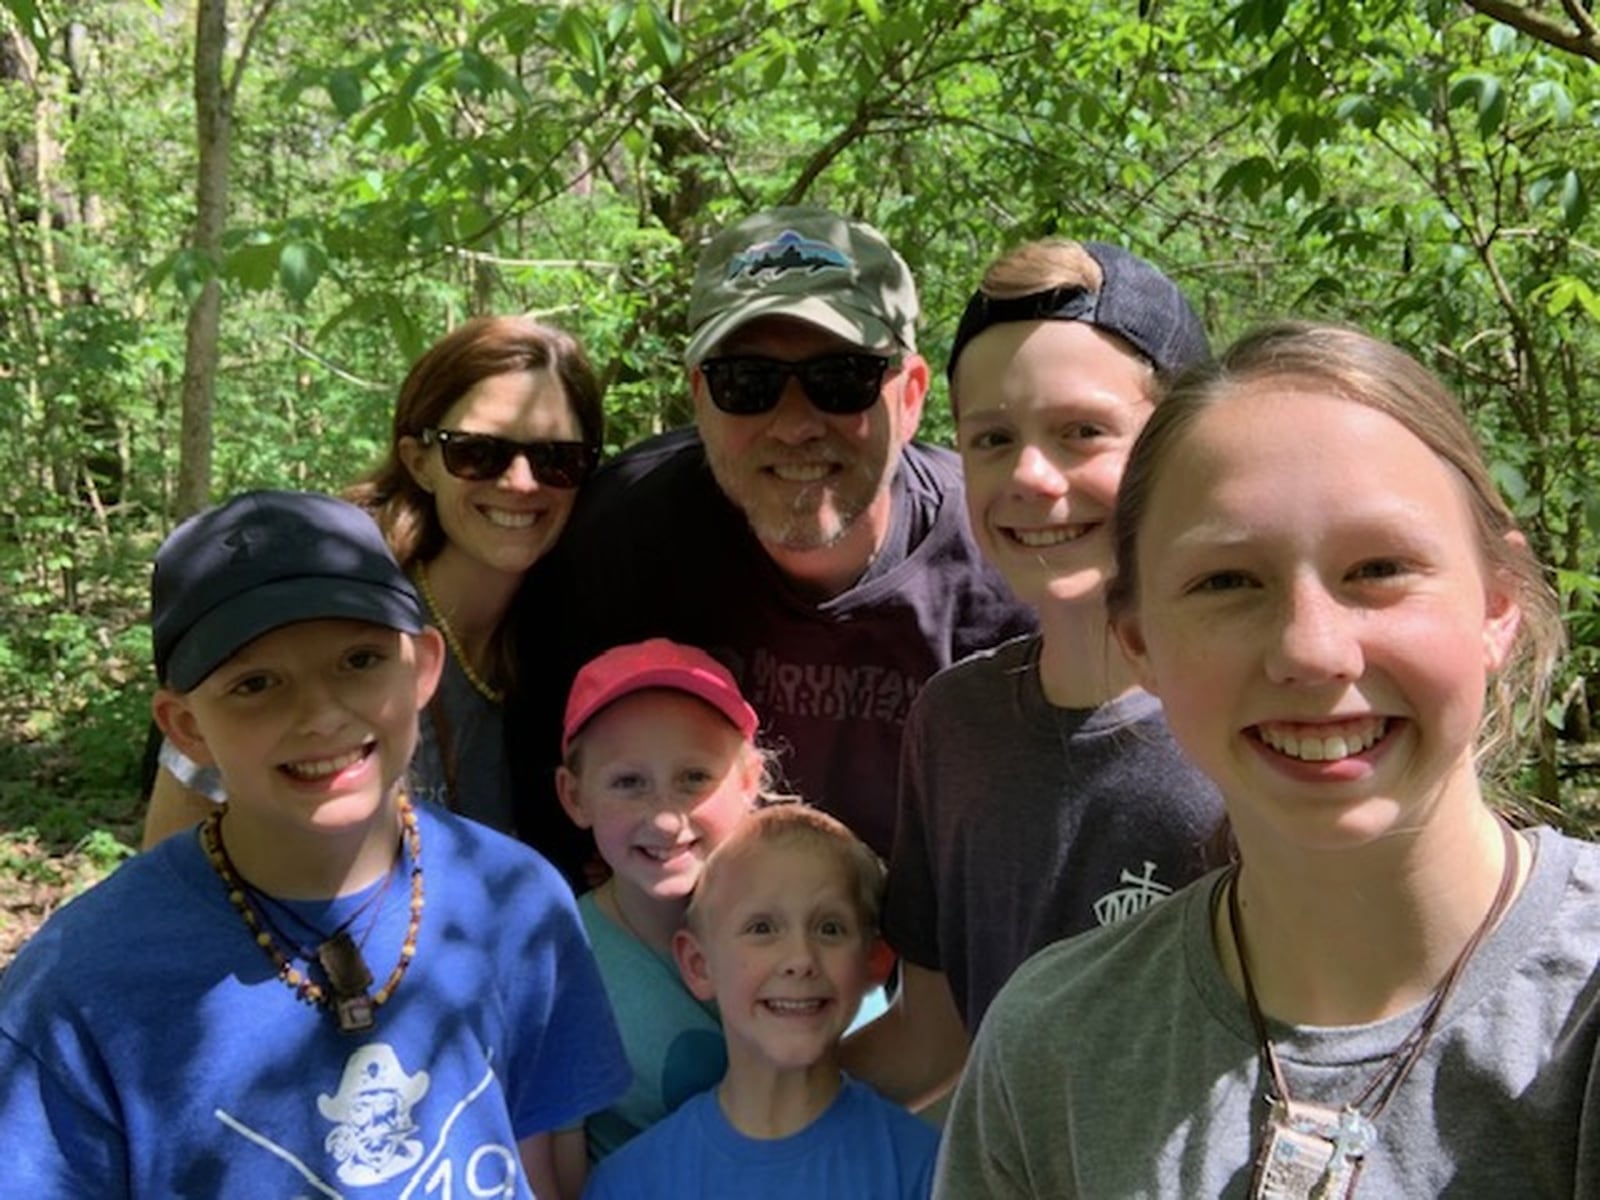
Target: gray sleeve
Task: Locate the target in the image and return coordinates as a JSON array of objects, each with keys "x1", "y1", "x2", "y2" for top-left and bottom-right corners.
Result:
[
  {"x1": 882, "y1": 692, "x2": 941, "y2": 967},
  {"x1": 933, "y1": 996, "x2": 1068, "y2": 1200}
]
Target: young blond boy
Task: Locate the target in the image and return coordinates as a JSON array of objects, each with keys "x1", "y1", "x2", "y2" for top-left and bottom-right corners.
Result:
[
  {"x1": 0, "y1": 490, "x2": 627, "y2": 1198},
  {"x1": 582, "y1": 802, "x2": 937, "y2": 1199}
]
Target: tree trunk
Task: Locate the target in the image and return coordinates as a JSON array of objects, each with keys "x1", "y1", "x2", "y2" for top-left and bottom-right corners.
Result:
[{"x1": 176, "y1": 0, "x2": 230, "y2": 520}]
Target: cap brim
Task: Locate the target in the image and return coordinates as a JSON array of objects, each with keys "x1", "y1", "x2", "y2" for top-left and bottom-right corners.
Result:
[
  {"x1": 165, "y1": 576, "x2": 425, "y2": 691},
  {"x1": 686, "y1": 295, "x2": 900, "y2": 365},
  {"x1": 563, "y1": 666, "x2": 759, "y2": 753}
]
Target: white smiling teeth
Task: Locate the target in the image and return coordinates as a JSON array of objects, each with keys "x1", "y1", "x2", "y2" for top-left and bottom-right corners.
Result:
[
  {"x1": 1259, "y1": 719, "x2": 1388, "y2": 762},
  {"x1": 641, "y1": 844, "x2": 693, "y2": 862},
  {"x1": 484, "y1": 508, "x2": 537, "y2": 529},
  {"x1": 1010, "y1": 526, "x2": 1085, "y2": 548},
  {"x1": 283, "y1": 747, "x2": 365, "y2": 779},
  {"x1": 772, "y1": 464, "x2": 831, "y2": 483},
  {"x1": 764, "y1": 998, "x2": 825, "y2": 1014}
]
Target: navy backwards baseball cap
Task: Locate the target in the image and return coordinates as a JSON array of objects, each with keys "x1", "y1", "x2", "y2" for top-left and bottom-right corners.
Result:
[
  {"x1": 152, "y1": 490, "x2": 425, "y2": 691},
  {"x1": 947, "y1": 241, "x2": 1210, "y2": 381}
]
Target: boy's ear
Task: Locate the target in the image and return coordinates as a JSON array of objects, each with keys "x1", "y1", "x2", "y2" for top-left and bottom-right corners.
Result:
[
  {"x1": 672, "y1": 927, "x2": 717, "y2": 1002},
  {"x1": 411, "y1": 627, "x2": 446, "y2": 710},
  {"x1": 1111, "y1": 612, "x2": 1160, "y2": 695},
  {"x1": 555, "y1": 766, "x2": 590, "y2": 829},
  {"x1": 152, "y1": 688, "x2": 216, "y2": 766}
]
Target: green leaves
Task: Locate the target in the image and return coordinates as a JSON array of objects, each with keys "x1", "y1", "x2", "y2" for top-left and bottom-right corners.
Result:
[
  {"x1": 1532, "y1": 274, "x2": 1600, "y2": 321},
  {"x1": 632, "y1": 1, "x2": 684, "y2": 72},
  {"x1": 1449, "y1": 72, "x2": 1508, "y2": 138},
  {"x1": 1530, "y1": 168, "x2": 1589, "y2": 231}
]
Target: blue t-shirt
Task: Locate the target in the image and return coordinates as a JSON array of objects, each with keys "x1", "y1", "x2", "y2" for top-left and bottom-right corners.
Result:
[
  {"x1": 584, "y1": 1076, "x2": 938, "y2": 1199},
  {"x1": 0, "y1": 802, "x2": 629, "y2": 1198}
]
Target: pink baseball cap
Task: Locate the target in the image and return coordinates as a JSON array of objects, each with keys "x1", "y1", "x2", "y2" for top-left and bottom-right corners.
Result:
[{"x1": 562, "y1": 638, "x2": 759, "y2": 754}]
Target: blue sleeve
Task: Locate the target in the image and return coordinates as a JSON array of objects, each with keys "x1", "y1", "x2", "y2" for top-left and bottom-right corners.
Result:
[
  {"x1": 911, "y1": 1127, "x2": 939, "y2": 1200},
  {"x1": 0, "y1": 1028, "x2": 128, "y2": 1198},
  {"x1": 503, "y1": 857, "x2": 631, "y2": 1138},
  {"x1": 581, "y1": 1160, "x2": 619, "y2": 1200}
]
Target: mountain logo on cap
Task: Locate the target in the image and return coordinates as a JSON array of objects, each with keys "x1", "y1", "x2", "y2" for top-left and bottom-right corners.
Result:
[
  {"x1": 727, "y1": 230, "x2": 851, "y2": 283},
  {"x1": 223, "y1": 527, "x2": 260, "y2": 562}
]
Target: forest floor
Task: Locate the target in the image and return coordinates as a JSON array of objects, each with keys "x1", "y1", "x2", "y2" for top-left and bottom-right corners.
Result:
[{"x1": 2, "y1": 733, "x2": 1600, "y2": 972}]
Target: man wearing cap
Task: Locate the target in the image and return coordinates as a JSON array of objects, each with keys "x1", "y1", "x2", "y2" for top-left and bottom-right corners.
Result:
[{"x1": 516, "y1": 206, "x2": 1033, "y2": 881}]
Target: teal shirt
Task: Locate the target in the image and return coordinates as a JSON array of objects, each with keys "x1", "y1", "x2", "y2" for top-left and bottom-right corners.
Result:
[{"x1": 577, "y1": 891, "x2": 727, "y2": 1160}]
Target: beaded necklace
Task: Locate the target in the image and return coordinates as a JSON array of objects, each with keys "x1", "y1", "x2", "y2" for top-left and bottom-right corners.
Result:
[
  {"x1": 414, "y1": 561, "x2": 504, "y2": 704},
  {"x1": 202, "y1": 796, "x2": 425, "y2": 1034}
]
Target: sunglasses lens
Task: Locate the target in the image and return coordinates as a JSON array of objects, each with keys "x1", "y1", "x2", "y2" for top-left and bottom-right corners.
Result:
[
  {"x1": 702, "y1": 359, "x2": 786, "y2": 415},
  {"x1": 799, "y1": 355, "x2": 888, "y2": 415},
  {"x1": 433, "y1": 432, "x2": 596, "y2": 487},
  {"x1": 701, "y1": 355, "x2": 889, "y2": 416},
  {"x1": 439, "y1": 434, "x2": 513, "y2": 480},
  {"x1": 529, "y1": 442, "x2": 598, "y2": 488}
]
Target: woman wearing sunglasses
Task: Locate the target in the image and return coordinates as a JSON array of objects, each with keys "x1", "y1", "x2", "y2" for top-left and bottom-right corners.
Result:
[{"x1": 141, "y1": 315, "x2": 605, "y2": 845}]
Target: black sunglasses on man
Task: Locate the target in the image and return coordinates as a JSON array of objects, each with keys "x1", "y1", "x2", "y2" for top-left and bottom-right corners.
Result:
[{"x1": 698, "y1": 352, "x2": 895, "y2": 416}]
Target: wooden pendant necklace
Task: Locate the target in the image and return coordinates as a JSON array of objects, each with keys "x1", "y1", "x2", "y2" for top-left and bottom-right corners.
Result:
[
  {"x1": 1226, "y1": 819, "x2": 1519, "y2": 1199},
  {"x1": 202, "y1": 797, "x2": 425, "y2": 1034},
  {"x1": 414, "y1": 561, "x2": 504, "y2": 704}
]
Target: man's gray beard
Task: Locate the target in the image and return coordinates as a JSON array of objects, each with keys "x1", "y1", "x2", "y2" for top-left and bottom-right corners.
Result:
[
  {"x1": 744, "y1": 501, "x2": 860, "y2": 551},
  {"x1": 703, "y1": 430, "x2": 904, "y2": 555}
]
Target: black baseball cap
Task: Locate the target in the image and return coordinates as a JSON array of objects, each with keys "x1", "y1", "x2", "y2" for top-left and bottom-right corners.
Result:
[
  {"x1": 947, "y1": 241, "x2": 1209, "y2": 381},
  {"x1": 152, "y1": 490, "x2": 425, "y2": 691}
]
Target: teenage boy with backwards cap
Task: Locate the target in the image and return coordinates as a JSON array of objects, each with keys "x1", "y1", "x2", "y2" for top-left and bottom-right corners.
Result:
[
  {"x1": 0, "y1": 490, "x2": 627, "y2": 1199},
  {"x1": 515, "y1": 206, "x2": 1034, "y2": 886},
  {"x1": 843, "y1": 239, "x2": 1226, "y2": 1111}
]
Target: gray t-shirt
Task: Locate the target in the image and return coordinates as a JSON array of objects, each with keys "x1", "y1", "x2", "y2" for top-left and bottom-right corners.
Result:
[
  {"x1": 884, "y1": 634, "x2": 1223, "y2": 1029},
  {"x1": 935, "y1": 827, "x2": 1600, "y2": 1198}
]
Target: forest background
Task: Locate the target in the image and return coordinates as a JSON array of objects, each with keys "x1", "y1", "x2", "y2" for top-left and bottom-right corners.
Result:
[{"x1": 2, "y1": 0, "x2": 1599, "y2": 964}]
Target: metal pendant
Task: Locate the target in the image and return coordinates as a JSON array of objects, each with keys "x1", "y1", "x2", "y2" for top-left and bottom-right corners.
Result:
[
  {"x1": 1250, "y1": 1098, "x2": 1372, "y2": 1200},
  {"x1": 334, "y1": 992, "x2": 376, "y2": 1034},
  {"x1": 320, "y1": 932, "x2": 377, "y2": 1034}
]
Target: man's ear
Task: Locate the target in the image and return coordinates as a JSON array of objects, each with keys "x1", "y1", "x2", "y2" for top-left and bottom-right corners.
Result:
[
  {"x1": 892, "y1": 353, "x2": 930, "y2": 444},
  {"x1": 672, "y1": 927, "x2": 717, "y2": 1002},
  {"x1": 1112, "y1": 612, "x2": 1160, "y2": 695},
  {"x1": 686, "y1": 365, "x2": 710, "y2": 415},
  {"x1": 398, "y1": 435, "x2": 435, "y2": 494},
  {"x1": 153, "y1": 688, "x2": 215, "y2": 766},
  {"x1": 411, "y1": 626, "x2": 446, "y2": 710},
  {"x1": 555, "y1": 765, "x2": 591, "y2": 830}
]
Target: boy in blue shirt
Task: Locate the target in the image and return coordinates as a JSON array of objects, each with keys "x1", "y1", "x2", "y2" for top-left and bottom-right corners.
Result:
[
  {"x1": 0, "y1": 490, "x2": 627, "y2": 1198},
  {"x1": 584, "y1": 802, "x2": 936, "y2": 1199}
]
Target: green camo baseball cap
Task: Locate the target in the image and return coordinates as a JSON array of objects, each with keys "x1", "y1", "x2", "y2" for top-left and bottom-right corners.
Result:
[{"x1": 685, "y1": 206, "x2": 919, "y2": 365}]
